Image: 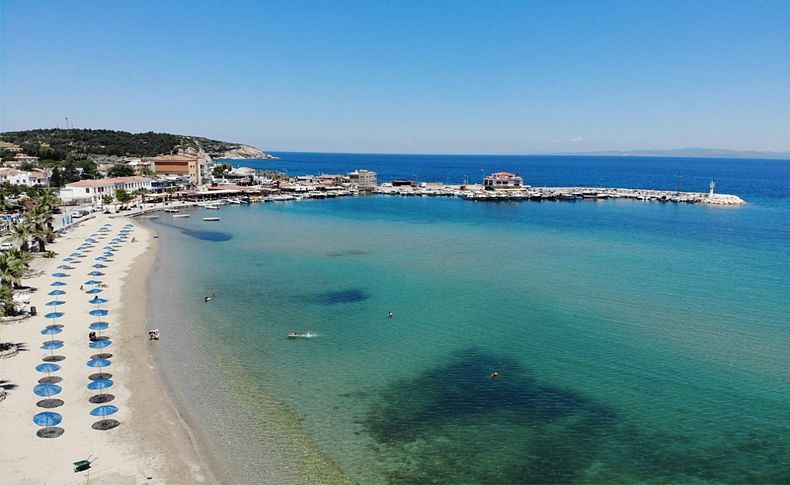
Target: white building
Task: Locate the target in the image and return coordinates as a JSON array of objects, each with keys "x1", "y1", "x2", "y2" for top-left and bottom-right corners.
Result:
[
  {"x1": 348, "y1": 169, "x2": 377, "y2": 191},
  {"x1": 0, "y1": 168, "x2": 49, "y2": 187},
  {"x1": 483, "y1": 172, "x2": 524, "y2": 190},
  {"x1": 59, "y1": 176, "x2": 153, "y2": 205}
]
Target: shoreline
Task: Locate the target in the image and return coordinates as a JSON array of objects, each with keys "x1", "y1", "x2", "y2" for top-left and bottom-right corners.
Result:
[{"x1": 0, "y1": 214, "x2": 213, "y2": 484}]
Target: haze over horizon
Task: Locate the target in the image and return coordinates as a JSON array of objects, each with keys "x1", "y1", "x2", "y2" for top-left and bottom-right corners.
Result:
[{"x1": 2, "y1": 1, "x2": 789, "y2": 155}]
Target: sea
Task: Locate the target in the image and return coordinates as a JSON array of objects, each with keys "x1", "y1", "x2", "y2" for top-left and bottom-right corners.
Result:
[{"x1": 142, "y1": 153, "x2": 790, "y2": 484}]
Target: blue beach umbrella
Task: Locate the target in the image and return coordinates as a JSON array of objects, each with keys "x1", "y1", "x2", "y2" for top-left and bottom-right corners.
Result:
[
  {"x1": 33, "y1": 411, "x2": 62, "y2": 426},
  {"x1": 56, "y1": 265, "x2": 74, "y2": 270},
  {"x1": 89, "y1": 339, "x2": 112, "y2": 349},
  {"x1": 70, "y1": 252, "x2": 83, "y2": 257},
  {"x1": 40, "y1": 327, "x2": 62, "y2": 335},
  {"x1": 84, "y1": 279, "x2": 102, "y2": 285},
  {"x1": 102, "y1": 252, "x2": 113, "y2": 257},
  {"x1": 48, "y1": 289, "x2": 66, "y2": 296},
  {"x1": 62, "y1": 257, "x2": 75, "y2": 262},
  {"x1": 88, "y1": 379, "x2": 113, "y2": 391},
  {"x1": 92, "y1": 263, "x2": 107, "y2": 268},
  {"x1": 89, "y1": 309, "x2": 108, "y2": 317},
  {"x1": 45, "y1": 300, "x2": 65, "y2": 306},
  {"x1": 34, "y1": 383, "x2": 62, "y2": 397},
  {"x1": 95, "y1": 257, "x2": 108, "y2": 262},
  {"x1": 41, "y1": 341, "x2": 64, "y2": 350},
  {"x1": 50, "y1": 281, "x2": 66, "y2": 287},
  {"x1": 87, "y1": 358, "x2": 112, "y2": 368},
  {"x1": 89, "y1": 321, "x2": 109, "y2": 330},
  {"x1": 90, "y1": 405, "x2": 118, "y2": 417},
  {"x1": 86, "y1": 288, "x2": 103, "y2": 295},
  {"x1": 45, "y1": 312, "x2": 65, "y2": 319},
  {"x1": 90, "y1": 298, "x2": 108, "y2": 305},
  {"x1": 88, "y1": 271, "x2": 104, "y2": 276},
  {"x1": 36, "y1": 363, "x2": 61, "y2": 373},
  {"x1": 51, "y1": 272, "x2": 69, "y2": 278}
]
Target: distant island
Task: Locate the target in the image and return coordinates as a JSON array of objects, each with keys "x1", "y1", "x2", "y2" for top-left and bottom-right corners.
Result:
[
  {"x1": 556, "y1": 147, "x2": 790, "y2": 160},
  {"x1": 0, "y1": 128, "x2": 275, "y2": 161}
]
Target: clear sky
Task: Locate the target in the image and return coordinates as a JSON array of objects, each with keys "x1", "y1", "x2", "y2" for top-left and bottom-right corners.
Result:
[{"x1": 2, "y1": 0, "x2": 789, "y2": 154}]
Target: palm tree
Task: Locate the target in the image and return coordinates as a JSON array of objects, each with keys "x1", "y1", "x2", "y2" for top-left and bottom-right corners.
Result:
[
  {"x1": 25, "y1": 207, "x2": 54, "y2": 252},
  {"x1": 0, "y1": 250, "x2": 28, "y2": 288},
  {"x1": 134, "y1": 187, "x2": 149, "y2": 204},
  {"x1": 37, "y1": 190, "x2": 61, "y2": 212},
  {"x1": 0, "y1": 284, "x2": 17, "y2": 316},
  {"x1": 5, "y1": 221, "x2": 33, "y2": 251}
]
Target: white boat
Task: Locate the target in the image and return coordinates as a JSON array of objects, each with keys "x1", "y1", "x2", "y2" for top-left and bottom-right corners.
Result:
[
  {"x1": 204, "y1": 205, "x2": 220, "y2": 210},
  {"x1": 287, "y1": 332, "x2": 316, "y2": 339},
  {"x1": 163, "y1": 208, "x2": 179, "y2": 213},
  {"x1": 202, "y1": 217, "x2": 221, "y2": 222},
  {"x1": 172, "y1": 214, "x2": 190, "y2": 218}
]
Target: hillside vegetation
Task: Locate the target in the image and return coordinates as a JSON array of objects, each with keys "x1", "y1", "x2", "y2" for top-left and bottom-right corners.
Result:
[{"x1": 0, "y1": 128, "x2": 261, "y2": 160}]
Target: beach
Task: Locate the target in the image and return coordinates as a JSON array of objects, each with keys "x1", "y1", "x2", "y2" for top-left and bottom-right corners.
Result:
[{"x1": 0, "y1": 214, "x2": 211, "y2": 484}]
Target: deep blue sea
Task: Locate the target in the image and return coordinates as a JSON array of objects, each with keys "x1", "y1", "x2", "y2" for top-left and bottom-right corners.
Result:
[{"x1": 145, "y1": 154, "x2": 789, "y2": 484}]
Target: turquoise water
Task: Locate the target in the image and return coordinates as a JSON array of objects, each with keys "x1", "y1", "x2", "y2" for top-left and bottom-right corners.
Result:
[{"x1": 145, "y1": 184, "x2": 789, "y2": 483}]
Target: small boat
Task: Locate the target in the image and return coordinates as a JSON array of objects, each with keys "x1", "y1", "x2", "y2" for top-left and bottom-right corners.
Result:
[
  {"x1": 202, "y1": 217, "x2": 221, "y2": 222},
  {"x1": 172, "y1": 214, "x2": 190, "y2": 218},
  {"x1": 141, "y1": 215, "x2": 159, "y2": 219},
  {"x1": 164, "y1": 208, "x2": 179, "y2": 213},
  {"x1": 287, "y1": 332, "x2": 316, "y2": 339},
  {"x1": 204, "y1": 205, "x2": 220, "y2": 210}
]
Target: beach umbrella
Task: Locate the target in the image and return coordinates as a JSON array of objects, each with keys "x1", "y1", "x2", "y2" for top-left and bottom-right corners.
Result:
[
  {"x1": 102, "y1": 252, "x2": 113, "y2": 257},
  {"x1": 40, "y1": 327, "x2": 62, "y2": 335},
  {"x1": 90, "y1": 405, "x2": 118, "y2": 417},
  {"x1": 88, "y1": 271, "x2": 105, "y2": 276},
  {"x1": 89, "y1": 321, "x2": 109, "y2": 330},
  {"x1": 62, "y1": 257, "x2": 75, "y2": 262},
  {"x1": 88, "y1": 379, "x2": 113, "y2": 391},
  {"x1": 45, "y1": 312, "x2": 65, "y2": 319},
  {"x1": 95, "y1": 257, "x2": 108, "y2": 262},
  {"x1": 51, "y1": 272, "x2": 69, "y2": 278},
  {"x1": 33, "y1": 411, "x2": 62, "y2": 427},
  {"x1": 92, "y1": 263, "x2": 107, "y2": 268},
  {"x1": 90, "y1": 297, "x2": 108, "y2": 305},
  {"x1": 70, "y1": 252, "x2": 82, "y2": 257},
  {"x1": 48, "y1": 289, "x2": 66, "y2": 296},
  {"x1": 89, "y1": 309, "x2": 108, "y2": 317},
  {"x1": 35, "y1": 363, "x2": 61, "y2": 373},
  {"x1": 85, "y1": 288, "x2": 103, "y2": 295},
  {"x1": 50, "y1": 281, "x2": 66, "y2": 287},
  {"x1": 45, "y1": 300, "x2": 65, "y2": 306},
  {"x1": 87, "y1": 358, "x2": 112, "y2": 368},
  {"x1": 33, "y1": 383, "x2": 62, "y2": 397},
  {"x1": 41, "y1": 341, "x2": 64, "y2": 350},
  {"x1": 56, "y1": 264, "x2": 74, "y2": 270},
  {"x1": 89, "y1": 339, "x2": 112, "y2": 349},
  {"x1": 84, "y1": 279, "x2": 102, "y2": 285}
]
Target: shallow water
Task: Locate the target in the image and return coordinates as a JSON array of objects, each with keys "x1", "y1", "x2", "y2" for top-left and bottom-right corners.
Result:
[{"x1": 145, "y1": 156, "x2": 790, "y2": 483}]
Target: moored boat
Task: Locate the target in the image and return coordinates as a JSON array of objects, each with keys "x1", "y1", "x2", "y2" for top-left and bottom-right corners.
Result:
[
  {"x1": 173, "y1": 214, "x2": 190, "y2": 218},
  {"x1": 203, "y1": 217, "x2": 221, "y2": 221},
  {"x1": 287, "y1": 332, "x2": 316, "y2": 339}
]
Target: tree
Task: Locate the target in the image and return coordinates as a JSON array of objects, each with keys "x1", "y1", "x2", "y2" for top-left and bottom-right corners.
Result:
[
  {"x1": 115, "y1": 189, "x2": 132, "y2": 205},
  {"x1": 77, "y1": 159, "x2": 101, "y2": 179},
  {"x1": 63, "y1": 160, "x2": 80, "y2": 183},
  {"x1": 212, "y1": 163, "x2": 231, "y2": 178},
  {"x1": 107, "y1": 164, "x2": 136, "y2": 177},
  {"x1": 5, "y1": 221, "x2": 33, "y2": 251},
  {"x1": 50, "y1": 167, "x2": 63, "y2": 187},
  {"x1": 139, "y1": 166, "x2": 154, "y2": 176},
  {"x1": 0, "y1": 284, "x2": 17, "y2": 316},
  {"x1": 101, "y1": 194, "x2": 114, "y2": 207},
  {"x1": 134, "y1": 188, "x2": 149, "y2": 203},
  {"x1": 0, "y1": 250, "x2": 29, "y2": 288},
  {"x1": 25, "y1": 206, "x2": 54, "y2": 252}
]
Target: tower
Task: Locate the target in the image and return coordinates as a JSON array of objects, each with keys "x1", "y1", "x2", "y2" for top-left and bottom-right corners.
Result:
[{"x1": 709, "y1": 180, "x2": 716, "y2": 197}]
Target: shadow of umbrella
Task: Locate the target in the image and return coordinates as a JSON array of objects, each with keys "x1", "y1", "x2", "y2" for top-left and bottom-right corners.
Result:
[
  {"x1": 37, "y1": 427, "x2": 65, "y2": 438},
  {"x1": 91, "y1": 352, "x2": 112, "y2": 359},
  {"x1": 36, "y1": 398, "x2": 64, "y2": 408},
  {"x1": 92, "y1": 419, "x2": 120, "y2": 431},
  {"x1": 89, "y1": 393, "x2": 115, "y2": 404},
  {"x1": 42, "y1": 355, "x2": 65, "y2": 362},
  {"x1": 89, "y1": 372, "x2": 112, "y2": 380},
  {"x1": 38, "y1": 376, "x2": 62, "y2": 384}
]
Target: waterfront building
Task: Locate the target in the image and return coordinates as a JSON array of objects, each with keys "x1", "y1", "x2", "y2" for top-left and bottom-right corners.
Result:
[
  {"x1": 483, "y1": 172, "x2": 524, "y2": 190},
  {"x1": 150, "y1": 155, "x2": 204, "y2": 186},
  {"x1": 59, "y1": 176, "x2": 153, "y2": 205},
  {"x1": 0, "y1": 168, "x2": 49, "y2": 187},
  {"x1": 348, "y1": 169, "x2": 377, "y2": 191}
]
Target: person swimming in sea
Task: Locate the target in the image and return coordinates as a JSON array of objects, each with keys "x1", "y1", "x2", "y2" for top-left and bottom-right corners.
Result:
[
  {"x1": 491, "y1": 371, "x2": 500, "y2": 379},
  {"x1": 204, "y1": 293, "x2": 215, "y2": 302},
  {"x1": 387, "y1": 310, "x2": 393, "y2": 318}
]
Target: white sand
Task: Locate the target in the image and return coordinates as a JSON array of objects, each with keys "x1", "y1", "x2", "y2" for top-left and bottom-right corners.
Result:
[{"x1": 0, "y1": 213, "x2": 211, "y2": 484}]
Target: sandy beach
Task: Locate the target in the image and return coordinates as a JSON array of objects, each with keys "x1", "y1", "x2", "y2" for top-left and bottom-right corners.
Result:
[{"x1": 0, "y1": 213, "x2": 211, "y2": 484}]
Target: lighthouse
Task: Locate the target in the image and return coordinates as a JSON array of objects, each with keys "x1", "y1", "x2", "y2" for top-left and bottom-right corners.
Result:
[{"x1": 709, "y1": 180, "x2": 716, "y2": 197}]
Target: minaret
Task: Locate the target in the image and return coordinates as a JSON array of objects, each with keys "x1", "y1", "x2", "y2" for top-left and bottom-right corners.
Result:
[{"x1": 709, "y1": 180, "x2": 716, "y2": 197}]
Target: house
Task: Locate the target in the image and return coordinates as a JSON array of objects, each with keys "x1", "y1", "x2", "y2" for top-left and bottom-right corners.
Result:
[
  {"x1": 14, "y1": 153, "x2": 40, "y2": 164},
  {"x1": 348, "y1": 169, "x2": 377, "y2": 191},
  {"x1": 149, "y1": 155, "x2": 205, "y2": 186},
  {"x1": 59, "y1": 176, "x2": 153, "y2": 205},
  {"x1": 483, "y1": 172, "x2": 524, "y2": 190},
  {"x1": 0, "y1": 168, "x2": 49, "y2": 187}
]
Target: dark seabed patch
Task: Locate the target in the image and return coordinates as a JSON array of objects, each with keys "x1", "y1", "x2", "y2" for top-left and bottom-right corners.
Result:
[
  {"x1": 151, "y1": 220, "x2": 232, "y2": 242},
  {"x1": 326, "y1": 249, "x2": 370, "y2": 257},
  {"x1": 301, "y1": 289, "x2": 369, "y2": 305},
  {"x1": 362, "y1": 348, "x2": 790, "y2": 484}
]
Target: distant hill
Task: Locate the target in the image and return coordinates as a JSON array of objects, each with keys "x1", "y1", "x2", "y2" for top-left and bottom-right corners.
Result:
[
  {"x1": 0, "y1": 128, "x2": 271, "y2": 160},
  {"x1": 560, "y1": 147, "x2": 790, "y2": 160}
]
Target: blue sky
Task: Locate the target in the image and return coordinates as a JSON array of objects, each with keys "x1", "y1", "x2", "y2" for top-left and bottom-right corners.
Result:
[{"x1": 2, "y1": 0, "x2": 789, "y2": 153}]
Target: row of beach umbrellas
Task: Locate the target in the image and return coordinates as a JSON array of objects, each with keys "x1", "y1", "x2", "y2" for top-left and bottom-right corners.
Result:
[{"x1": 33, "y1": 223, "x2": 133, "y2": 437}]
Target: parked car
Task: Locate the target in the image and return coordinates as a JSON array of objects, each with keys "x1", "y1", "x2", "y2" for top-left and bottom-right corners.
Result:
[{"x1": 0, "y1": 242, "x2": 15, "y2": 251}]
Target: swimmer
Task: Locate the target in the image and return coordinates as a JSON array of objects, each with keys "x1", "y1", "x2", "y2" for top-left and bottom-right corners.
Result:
[
  {"x1": 491, "y1": 371, "x2": 500, "y2": 379},
  {"x1": 387, "y1": 310, "x2": 393, "y2": 318}
]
